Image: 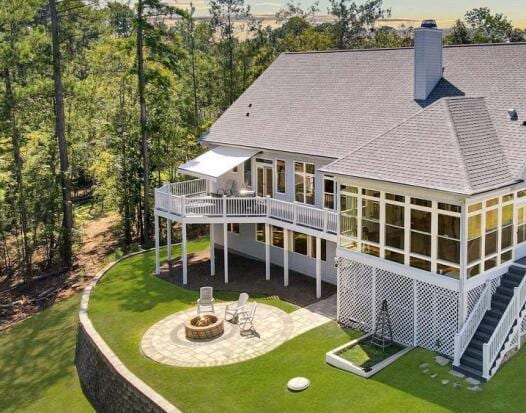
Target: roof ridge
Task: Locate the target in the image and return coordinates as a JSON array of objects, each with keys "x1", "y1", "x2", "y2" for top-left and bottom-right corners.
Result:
[{"x1": 283, "y1": 42, "x2": 526, "y2": 56}]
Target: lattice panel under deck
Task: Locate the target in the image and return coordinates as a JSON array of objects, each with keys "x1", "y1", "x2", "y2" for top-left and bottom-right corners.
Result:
[
  {"x1": 416, "y1": 281, "x2": 458, "y2": 357},
  {"x1": 337, "y1": 260, "x2": 373, "y2": 331},
  {"x1": 375, "y1": 269, "x2": 414, "y2": 346},
  {"x1": 467, "y1": 284, "x2": 485, "y2": 317}
]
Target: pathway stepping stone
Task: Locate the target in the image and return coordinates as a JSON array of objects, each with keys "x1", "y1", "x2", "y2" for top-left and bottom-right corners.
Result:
[
  {"x1": 465, "y1": 377, "x2": 481, "y2": 386},
  {"x1": 452, "y1": 382, "x2": 461, "y2": 389},
  {"x1": 435, "y1": 356, "x2": 449, "y2": 366},
  {"x1": 430, "y1": 373, "x2": 438, "y2": 379},
  {"x1": 441, "y1": 379, "x2": 449, "y2": 385},
  {"x1": 467, "y1": 385, "x2": 482, "y2": 392},
  {"x1": 449, "y1": 369, "x2": 465, "y2": 378},
  {"x1": 419, "y1": 362, "x2": 429, "y2": 369}
]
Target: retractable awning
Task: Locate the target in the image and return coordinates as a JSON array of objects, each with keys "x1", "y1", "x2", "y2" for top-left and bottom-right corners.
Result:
[{"x1": 177, "y1": 146, "x2": 259, "y2": 181}]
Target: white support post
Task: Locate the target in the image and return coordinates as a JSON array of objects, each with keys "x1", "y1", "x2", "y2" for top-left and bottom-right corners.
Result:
[
  {"x1": 458, "y1": 203, "x2": 468, "y2": 329},
  {"x1": 210, "y1": 224, "x2": 215, "y2": 276},
  {"x1": 154, "y1": 214, "x2": 160, "y2": 275},
  {"x1": 283, "y1": 229, "x2": 289, "y2": 287},
  {"x1": 223, "y1": 223, "x2": 229, "y2": 283},
  {"x1": 167, "y1": 219, "x2": 172, "y2": 263},
  {"x1": 371, "y1": 268, "x2": 377, "y2": 330},
  {"x1": 182, "y1": 223, "x2": 188, "y2": 285},
  {"x1": 265, "y1": 223, "x2": 270, "y2": 280},
  {"x1": 316, "y1": 237, "x2": 322, "y2": 299}
]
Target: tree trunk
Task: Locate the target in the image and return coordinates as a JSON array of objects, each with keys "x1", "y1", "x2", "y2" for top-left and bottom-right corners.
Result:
[
  {"x1": 3, "y1": 68, "x2": 32, "y2": 277},
  {"x1": 189, "y1": 14, "x2": 199, "y2": 127},
  {"x1": 136, "y1": 0, "x2": 151, "y2": 244},
  {"x1": 49, "y1": 0, "x2": 73, "y2": 268}
]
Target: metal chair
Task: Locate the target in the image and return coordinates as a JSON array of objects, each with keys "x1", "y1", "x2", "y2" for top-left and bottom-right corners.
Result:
[
  {"x1": 238, "y1": 303, "x2": 257, "y2": 333},
  {"x1": 197, "y1": 286, "x2": 215, "y2": 314},
  {"x1": 224, "y1": 292, "x2": 249, "y2": 322}
]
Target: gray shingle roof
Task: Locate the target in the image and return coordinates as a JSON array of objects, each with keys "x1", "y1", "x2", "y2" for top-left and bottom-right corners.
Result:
[{"x1": 202, "y1": 43, "x2": 526, "y2": 194}]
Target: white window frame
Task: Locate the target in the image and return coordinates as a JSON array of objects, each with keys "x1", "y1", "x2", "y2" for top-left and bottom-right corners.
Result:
[
  {"x1": 294, "y1": 161, "x2": 315, "y2": 205},
  {"x1": 275, "y1": 159, "x2": 286, "y2": 194},
  {"x1": 323, "y1": 176, "x2": 336, "y2": 210}
]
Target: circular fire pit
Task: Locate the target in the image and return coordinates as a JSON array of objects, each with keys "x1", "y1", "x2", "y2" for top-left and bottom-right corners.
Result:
[{"x1": 185, "y1": 314, "x2": 224, "y2": 340}]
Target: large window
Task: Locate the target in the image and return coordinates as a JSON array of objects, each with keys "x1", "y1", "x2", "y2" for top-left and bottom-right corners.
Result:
[
  {"x1": 256, "y1": 223, "x2": 266, "y2": 243},
  {"x1": 295, "y1": 162, "x2": 315, "y2": 205},
  {"x1": 276, "y1": 160, "x2": 286, "y2": 194},
  {"x1": 385, "y1": 200, "x2": 404, "y2": 251},
  {"x1": 227, "y1": 223, "x2": 240, "y2": 234},
  {"x1": 340, "y1": 187, "x2": 358, "y2": 250},
  {"x1": 324, "y1": 176, "x2": 336, "y2": 210}
]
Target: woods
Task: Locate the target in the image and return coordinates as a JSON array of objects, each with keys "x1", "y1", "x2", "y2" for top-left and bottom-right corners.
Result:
[{"x1": 0, "y1": 0, "x2": 524, "y2": 283}]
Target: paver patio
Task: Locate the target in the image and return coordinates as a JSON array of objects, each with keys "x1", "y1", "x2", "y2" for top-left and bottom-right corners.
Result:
[{"x1": 141, "y1": 296, "x2": 336, "y2": 367}]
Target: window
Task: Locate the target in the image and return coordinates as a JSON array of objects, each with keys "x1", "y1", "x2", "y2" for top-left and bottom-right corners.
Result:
[
  {"x1": 311, "y1": 238, "x2": 327, "y2": 261},
  {"x1": 411, "y1": 198, "x2": 432, "y2": 208},
  {"x1": 256, "y1": 223, "x2": 266, "y2": 243},
  {"x1": 501, "y1": 204, "x2": 513, "y2": 250},
  {"x1": 485, "y1": 209, "x2": 498, "y2": 256},
  {"x1": 295, "y1": 162, "x2": 315, "y2": 205},
  {"x1": 232, "y1": 166, "x2": 238, "y2": 173},
  {"x1": 323, "y1": 177, "x2": 336, "y2": 209},
  {"x1": 272, "y1": 226, "x2": 284, "y2": 248},
  {"x1": 361, "y1": 244, "x2": 380, "y2": 257},
  {"x1": 276, "y1": 160, "x2": 286, "y2": 193},
  {"x1": 385, "y1": 250, "x2": 404, "y2": 264},
  {"x1": 410, "y1": 256, "x2": 431, "y2": 271},
  {"x1": 243, "y1": 159, "x2": 252, "y2": 186},
  {"x1": 519, "y1": 206, "x2": 526, "y2": 243},
  {"x1": 385, "y1": 203, "x2": 404, "y2": 250},
  {"x1": 340, "y1": 191, "x2": 358, "y2": 241},
  {"x1": 293, "y1": 232, "x2": 308, "y2": 255},
  {"x1": 227, "y1": 223, "x2": 240, "y2": 234},
  {"x1": 411, "y1": 209, "x2": 431, "y2": 257},
  {"x1": 362, "y1": 199, "x2": 380, "y2": 244},
  {"x1": 437, "y1": 214, "x2": 460, "y2": 264},
  {"x1": 468, "y1": 214, "x2": 481, "y2": 263}
]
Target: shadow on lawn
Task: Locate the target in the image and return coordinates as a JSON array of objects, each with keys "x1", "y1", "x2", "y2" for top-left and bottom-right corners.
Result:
[{"x1": 0, "y1": 298, "x2": 82, "y2": 413}]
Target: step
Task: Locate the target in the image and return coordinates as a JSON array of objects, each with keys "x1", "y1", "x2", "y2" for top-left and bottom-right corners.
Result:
[
  {"x1": 503, "y1": 272, "x2": 524, "y2": 284},
  {"x1": 478, "y1": 323, "x2": 495, "y2": 335},
  {"x1": 454, "y1": 364, "x2": 484, "y2": 380},
  {"x1": 501, "y1": 279, "x2": 519, "y2": 289},
  {"x1": 492, "y1": 293, "x2": 512, "y2": 305},
  {"x1": 496, "y1": 285, "x2": 515, "y2": 297},
  {"x1": 474, "y1": 330, "x2": 491, "y2": 342},
  {"x1": 492, "y1": 301, "x2": 509, "y2": 312},
  {"x1": 481, "y1": 314, "x2": 500, "y2": 327},
  {"x1": 509, "y1": 265, "x2": 526, "y2": 276},
  {"x1": 464, "y1": 346, "x2": 483, "y2": 360},
  {"x1": 470, "y1": 338, "x2": 485, "y2": 350},
  {"x1": 460, "y1": 354, "x2": 483, "y2": 370},
  {"x1": 488, "y1": 308, "x2": 504, "y2": 319}
]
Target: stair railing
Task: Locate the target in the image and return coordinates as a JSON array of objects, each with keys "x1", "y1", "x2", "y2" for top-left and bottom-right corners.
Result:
[
  {"x1": 482, "y1": 273, "x2": 526, "y2": 379},
  {"x1": 453, "y1": 283, "x2": 492, "y2": 366}
]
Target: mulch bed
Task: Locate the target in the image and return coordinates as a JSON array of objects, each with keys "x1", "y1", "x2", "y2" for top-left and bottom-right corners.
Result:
[{"x1": 158, "y1": 249, "x2": 337, "y2": 308}]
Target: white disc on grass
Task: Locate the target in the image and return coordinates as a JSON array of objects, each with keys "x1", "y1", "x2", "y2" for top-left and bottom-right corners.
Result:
[{"x1": 287, "y1": 377, "x2": 310, "y2": 392}]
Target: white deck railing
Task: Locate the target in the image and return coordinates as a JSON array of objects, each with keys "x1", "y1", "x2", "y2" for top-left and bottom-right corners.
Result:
[
  {"x1": 154, "y1": 181, "x2": 338, "y2": 236},
  {"x1": 453, "y1": 283, "x2": 492, "y2": 366},
  {"x1": 482, "y1": 274, "x2": 526, "y2": 379}
]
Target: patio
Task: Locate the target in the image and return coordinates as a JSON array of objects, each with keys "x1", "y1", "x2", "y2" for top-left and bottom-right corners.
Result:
[{"x1": 141, "y1": 299, "x2": 334, "y2": 367}]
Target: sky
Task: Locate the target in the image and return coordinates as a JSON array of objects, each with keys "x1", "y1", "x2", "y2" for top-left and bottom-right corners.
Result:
[{"x1": 172, "y1": 0, "x2": 526, "y2": 28}]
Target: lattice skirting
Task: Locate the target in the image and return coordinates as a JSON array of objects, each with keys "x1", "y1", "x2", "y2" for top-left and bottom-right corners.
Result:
[{"x1": 337, "y1": 258, "x2": 460, "y2": 357}]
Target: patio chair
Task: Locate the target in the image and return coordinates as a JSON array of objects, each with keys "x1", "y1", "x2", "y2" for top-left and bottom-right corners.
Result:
[
  {"x1": 197, "y1": 286, "x2": 215, "y2": 314},
  {"x1": 238, "y1": 303, "x2": 257, "y2": 334},
  {"x1": 224, "y1": 292, "x2": 249, "y2": 322}
]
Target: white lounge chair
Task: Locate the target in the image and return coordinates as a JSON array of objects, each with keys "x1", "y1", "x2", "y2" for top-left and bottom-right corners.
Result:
[
  {"x1": 197, "y1": 286, "x2": 215, "y2": 314},
  {"x1": 224, "y1": 292, "x2": 249, "y2": 322},
  {"x1": 238, "y1": 303, "x2": 257, "y2": 334}
]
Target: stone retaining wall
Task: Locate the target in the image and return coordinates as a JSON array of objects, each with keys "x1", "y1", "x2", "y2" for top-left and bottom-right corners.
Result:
[{"x1": 75, "y1": 251, "x2": 181, "y2": 413}]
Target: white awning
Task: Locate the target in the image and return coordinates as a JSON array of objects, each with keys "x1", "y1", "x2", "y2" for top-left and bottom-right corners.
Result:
[{"x1": 177, "y1": 146, "x2": 259, "y2": 181}]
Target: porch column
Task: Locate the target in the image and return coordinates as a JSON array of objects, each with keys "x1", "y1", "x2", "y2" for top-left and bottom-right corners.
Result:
[
  {"x1": 154, "y1": 214, "x2": 160, "y2": 274},
  {"x1": 182, "y1": 223, "x2": 188, "y2": 284},
  {"x1": 283, "y1": 229, "x2": 289, "y2": 287},
  {"x1": 265, "y1": 223, "x2": 270, "y2": 280},
  {"x1": 210, "y1": 224, "x2": 215, "y2": 276},
  {"x1": 167, "y1": 219, "x2": 172, "y2": 263},
  {"x1": 316, "y1": 237, "x2": 322, "y2": 299},
  {"x1": 224, "y1": 223, "x2": 229, "y2": 283}
]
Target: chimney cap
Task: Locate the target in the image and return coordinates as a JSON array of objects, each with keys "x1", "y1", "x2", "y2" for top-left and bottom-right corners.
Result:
[{"x1": 421, "y1": 19, "x2": 438, "y2": 29}]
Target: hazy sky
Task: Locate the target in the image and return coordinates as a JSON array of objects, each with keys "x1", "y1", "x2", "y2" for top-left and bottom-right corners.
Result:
[{"x1": 177, "y1": 0, "x2": 526, "y2": 28}]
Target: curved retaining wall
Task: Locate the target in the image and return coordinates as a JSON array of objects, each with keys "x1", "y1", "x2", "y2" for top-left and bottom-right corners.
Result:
[{"x1": 75, "y1": 251, "x2": 181, "y2": 413}]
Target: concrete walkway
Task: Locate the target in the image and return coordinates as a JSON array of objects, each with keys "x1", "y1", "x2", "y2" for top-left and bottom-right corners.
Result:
[{"x1": 141, "y1": 295, "x2": 336, "y2": 368}]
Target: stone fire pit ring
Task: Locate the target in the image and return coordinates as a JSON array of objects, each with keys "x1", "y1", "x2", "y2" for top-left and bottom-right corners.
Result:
[{"x1": 185, "y1": 314, "x2": 224, "y2": 340}]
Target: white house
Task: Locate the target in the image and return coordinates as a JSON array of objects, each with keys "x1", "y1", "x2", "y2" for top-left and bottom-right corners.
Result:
[{"x1": 154, "y1": 21, "x2": 526, "y2": 381}]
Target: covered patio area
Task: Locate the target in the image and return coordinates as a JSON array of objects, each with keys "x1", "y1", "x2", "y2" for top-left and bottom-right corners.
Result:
[{"x1": 158, "y1": 249, "x2": 337, "y2": 308}]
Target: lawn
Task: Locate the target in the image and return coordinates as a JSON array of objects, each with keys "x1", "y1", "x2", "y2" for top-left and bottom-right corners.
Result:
[
  {"x1": 89, "y1": 241, "x2": 526, "y2": 413},
  {"x1": 0, "y1": 295, "x2": 93, "y2": 413}
]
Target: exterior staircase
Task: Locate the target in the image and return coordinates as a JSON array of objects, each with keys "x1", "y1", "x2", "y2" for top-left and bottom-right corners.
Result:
[{"x1": 455, "y1": 265, "x2": 526, "y2": 379}]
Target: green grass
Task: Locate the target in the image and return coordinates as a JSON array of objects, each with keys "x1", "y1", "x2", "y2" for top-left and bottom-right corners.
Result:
[
  {"x1": 338, "y1": 338, "x2": 405, "y2": 369},
  {"x1": 0, "y1": 296, "x2": 94, "y2": 413},
  {"x1": 89, "y1": 243, "x2": 526, "y2": 413}
]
